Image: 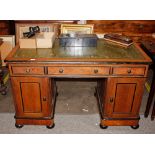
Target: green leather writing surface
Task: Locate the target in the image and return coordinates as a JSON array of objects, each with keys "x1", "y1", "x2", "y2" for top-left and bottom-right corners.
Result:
[{"x1": 14, "y1": 40, "x2": 144, "y2": 60}]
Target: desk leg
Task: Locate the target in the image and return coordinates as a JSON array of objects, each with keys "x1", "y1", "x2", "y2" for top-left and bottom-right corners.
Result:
[{"x1": 144, "y1": 69, "x2": 155, "y2": 118}]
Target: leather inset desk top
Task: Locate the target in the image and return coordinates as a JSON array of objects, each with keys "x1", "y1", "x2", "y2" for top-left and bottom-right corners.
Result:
[{"x1": 5, "y1": 39, "x2": 151, "y2": 64}]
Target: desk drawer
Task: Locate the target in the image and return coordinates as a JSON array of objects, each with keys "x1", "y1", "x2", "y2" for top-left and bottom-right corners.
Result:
[
  {"x1": 112, "y1": 66, "x2": 146, "y2": 76},
  {"x1": 48, "y1": 66, "x2": 110, "y2": 76},
  {"x1": 11, "y1": 66, "x2": 44, "y2": 75}
]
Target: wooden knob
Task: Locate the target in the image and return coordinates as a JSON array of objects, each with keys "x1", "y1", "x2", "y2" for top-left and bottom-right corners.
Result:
[
  {"x1": 59, "y1": 69, "x2": 64, "y2": 73},
  {"x1": 94, "y1": 69, "x2": 98, "y2": 74},
  {"x1": 110, "y1": 97, "x2": 114, "y2": 103},
  {"x1": 26, "y1": 68, "x2": 30, "y2": 73},
  {"x1": 43, "y1": 97, "x2": 47, "y2": 101},
  {"x1": 127, "y1": 69, "x2": 131, "y2": 74}
]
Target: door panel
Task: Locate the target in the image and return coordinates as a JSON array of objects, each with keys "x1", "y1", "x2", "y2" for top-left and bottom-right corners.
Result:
[
  {"x1": 113, "y1": 83, "x2": 136, "y2": 114},
  {"x1": 20, "y1": 82, "x2": 42, "y2": 113}
]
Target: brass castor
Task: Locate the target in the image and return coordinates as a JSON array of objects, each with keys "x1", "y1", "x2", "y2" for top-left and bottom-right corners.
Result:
[
  {"x1": 100, "y1": 124, "x2": 108, "y2": 129},
  {"x1": 131, "y1": 125, "x2": 139, "y2": 129},
  {"x1": 15, "y1": 124, "x2": 23, "y2": 128},
  {"x1": 46, "y1": 123, "x2": 55, "y2": 129}
]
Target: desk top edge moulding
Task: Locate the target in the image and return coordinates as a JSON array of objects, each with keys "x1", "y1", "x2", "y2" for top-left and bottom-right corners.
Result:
[{"x1": 4, "y1": 23, "x2": 152, "y2": 130}]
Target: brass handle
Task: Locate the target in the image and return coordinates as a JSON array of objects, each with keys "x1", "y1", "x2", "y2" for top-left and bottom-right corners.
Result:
[
  {"x1": 127, "y1": 69, "x2": 132, "y2": 74},
  {"x1": 94, "y1": 69, "x2": 98, "y2": 74},
  {"x1": 43, "y1": 97, "x2": 47, "y2": 101},
  {"x1": 110, "y1": 97, "x2": 114, "y2": 103},
  {"x1": 26, "y1": 68, "x2": 31, "y2": 73},
  {"x1": 59, "y1": 69, "x2": 64, "y2": 73}
]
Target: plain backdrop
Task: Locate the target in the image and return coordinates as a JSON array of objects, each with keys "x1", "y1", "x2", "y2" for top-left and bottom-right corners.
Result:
[{"x1": 0, "y1": 0, "x2": 154, "y2": 155}]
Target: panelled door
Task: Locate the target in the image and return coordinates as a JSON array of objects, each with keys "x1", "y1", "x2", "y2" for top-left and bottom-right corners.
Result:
[
  {"x1": 11, "y1": 77, "x2": 52, "y2": 118},
  {"x1": 104, "y1": 77, "x2": 146, "y2": 118}
]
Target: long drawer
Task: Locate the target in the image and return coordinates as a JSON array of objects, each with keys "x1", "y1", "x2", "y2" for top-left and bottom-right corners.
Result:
[
  {"x1": 48, "y1": 66, "x2": 110, "y2": 76},
  {"x1": 11, "y1": 66, "x2": 45, "y2": 75},
  {"x1": 112, "y1": 66, "x2": 146, "y2": 76}
]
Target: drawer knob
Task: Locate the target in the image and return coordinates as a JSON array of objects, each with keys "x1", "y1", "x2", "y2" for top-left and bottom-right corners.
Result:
[
  {"x1": 127, "y1": 69, "x2": 132, "y2": 74},
  {"x1": 43, "y1": 97, "x2": 47, "y2": 101},
  {"x1": 26, "y1": 68, "x2": 31, "y2": 73},
  {"x1": 59, "y1": 69, "x2": 64, "y2": 73},
  {"x1": 110, "y1": 97, "x2": 114, "y2": 103},
  {"x1": 94, "y1": 69, "x2": 98, "y2": 74}
]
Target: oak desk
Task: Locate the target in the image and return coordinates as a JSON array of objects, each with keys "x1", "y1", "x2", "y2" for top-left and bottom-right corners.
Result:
[{"x1": 5, "y1": 40, "x2": 151, "y2": 129}]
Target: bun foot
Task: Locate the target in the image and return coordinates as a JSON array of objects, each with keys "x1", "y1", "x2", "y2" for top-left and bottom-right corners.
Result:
[
  {"x1": 46, "y1": 123, "x2": 55, "y2": 129},
  {"x1": 100, "y1": 124, "x2": 108, "y2": 129},
  {"x1": 15, "y1": 124, "x2": 23, "y2": 128},
  {"x1": 131, "y1": 125, "x2": 139, "y2": 129}
]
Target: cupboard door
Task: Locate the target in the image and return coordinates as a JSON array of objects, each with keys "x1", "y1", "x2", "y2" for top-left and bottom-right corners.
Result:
[
  {"x1": 104, "y1": 78, "x2": 146, "y2": 118},
  {"x1": 11, "y1": 77, "x2": 52, "y2": 118}
]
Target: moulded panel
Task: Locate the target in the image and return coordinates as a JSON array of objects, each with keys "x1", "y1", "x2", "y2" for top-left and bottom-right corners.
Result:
[
  {"x1": 113, "y1": 83, "x2": 136, "y2": 114},
  {"x1": 20, "y1": 82, "x2": 42, "y2": 113}
]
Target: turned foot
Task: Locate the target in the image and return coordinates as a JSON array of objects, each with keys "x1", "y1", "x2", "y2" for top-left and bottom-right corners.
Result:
[
  {"x1": 100, "y1": 124, "x2": 108, "y2": 129},
  {"x1": 131, "y1": 125, "x2": 139, "y2": 129},
  {"x1": 46, "y1": 123, "x2": 55, "y2": 129},
  {"x1": 15, "y1": 124, "x2": 23, "y2": 128}
]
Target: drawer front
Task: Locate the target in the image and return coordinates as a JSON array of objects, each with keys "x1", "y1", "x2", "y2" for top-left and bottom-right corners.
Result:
[
  {"x1": 11, "y1": 66, "x2": 44, "y2": 75},
  {"x1": 48, "y1": 66, "x2": 110, "y2": 76},
  {"x1": 112, "y1": 67, "x2": 146, "y2": 76}
]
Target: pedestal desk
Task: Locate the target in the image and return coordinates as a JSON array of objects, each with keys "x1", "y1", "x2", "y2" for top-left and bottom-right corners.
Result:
[{"x1": 5, "y1": 40, "x2": 151, "y2": 129}]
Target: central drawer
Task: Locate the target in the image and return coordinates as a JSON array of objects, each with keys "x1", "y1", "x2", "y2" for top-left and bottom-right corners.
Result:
[{"x1": 48, "y1": 66, "x2": 110, "y2": 76}]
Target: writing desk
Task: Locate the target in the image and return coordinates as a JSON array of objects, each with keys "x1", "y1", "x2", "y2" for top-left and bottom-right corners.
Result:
[{"x1": 5, "y1": 40, "x2": 151, "y2": 129}]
